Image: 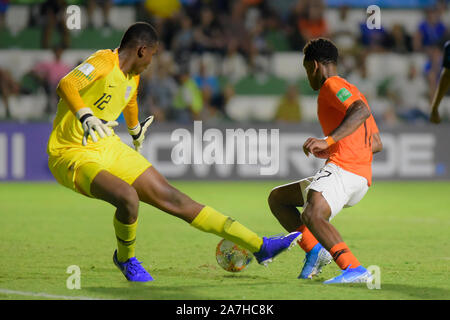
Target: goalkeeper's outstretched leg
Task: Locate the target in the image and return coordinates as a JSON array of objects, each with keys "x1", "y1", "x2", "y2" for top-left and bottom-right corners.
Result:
[{"x1": 132, "y1": 166, "x2": 302, "y2": 265}]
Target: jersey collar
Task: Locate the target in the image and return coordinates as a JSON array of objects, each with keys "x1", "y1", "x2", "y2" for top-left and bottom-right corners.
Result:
[{"x1": 113, "y1": 48, "x2": 131, "y2": 80}]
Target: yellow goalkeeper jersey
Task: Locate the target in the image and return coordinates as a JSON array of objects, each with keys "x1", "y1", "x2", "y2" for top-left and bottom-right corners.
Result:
[{"x1": 47, "y1": 49, "x2": 140, "y2": 154}]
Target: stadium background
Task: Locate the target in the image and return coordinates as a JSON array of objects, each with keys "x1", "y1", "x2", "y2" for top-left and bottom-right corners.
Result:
[
  {"x1": 0, "y1": 0, "x2": 450, "y2": 301},
  {"x1": 1, "y1": 0, "x2": 450, "y2": 182}
]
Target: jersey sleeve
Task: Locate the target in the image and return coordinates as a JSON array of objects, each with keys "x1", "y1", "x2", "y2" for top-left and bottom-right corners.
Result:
[
  {"x1": 323, "y1": 78, "x2": 362, "y2": 113},
  {"x1": 443, "y1": 40, "x2": 450, "y2": 69},
  {"x1": 122, "y1": 75, "x2": 140, "y2": 129},
  {"x1": 368, "y1": 115, "x2": 379, "y2": 134},
  {"x1": 57, "y1": 50, "x2": 115, "y2": 114}
]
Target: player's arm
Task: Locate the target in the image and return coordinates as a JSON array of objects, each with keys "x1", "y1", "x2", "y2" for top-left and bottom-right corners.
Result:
[
  {"x1": 56, "y1": 52, "x2": 118, "y2": 145},
  {"x1": 327, "y1": 99, "x2": 371, "y2": 142},
  {"x1": 123, "y1": 78, "x2": 140, "y2": 130},
  {"x1": 430, "y1": 67, "x2": 450, "y2": 124},
  {"x1": 57, "y1": 54, "x2": 111, "y2": 115},
  {"x1": 123, "y1": 76, "x2": 154, "y2": 153},
  {"x1": 372, "y1": 132, "x2": 382, "y2": 154},
  {"x1": 303, "y1": 99, "x2": 371, "y2": 156}
]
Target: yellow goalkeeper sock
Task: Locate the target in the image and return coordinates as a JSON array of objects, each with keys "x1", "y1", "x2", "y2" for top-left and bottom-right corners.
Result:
[
  {"x1": 113, "y1": 215, "x2": 138, "y2": 262},
  {"x1": 190, "y1": 206, "x2": 263, "y2": 253}
]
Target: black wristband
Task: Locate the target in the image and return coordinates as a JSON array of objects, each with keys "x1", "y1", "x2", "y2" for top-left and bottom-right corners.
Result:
[
  {"x1": 131, "y1": 127, "x2": 142, "y2": 140},
  {"x1": 79, "y1": 113, "x2": 93, "y2": 124}
]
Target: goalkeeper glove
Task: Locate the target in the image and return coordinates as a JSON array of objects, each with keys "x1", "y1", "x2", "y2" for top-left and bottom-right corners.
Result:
[
  {"x1": 128, "y1": 116, "x2": 154, "y2": 153},
  {"x1": 76, "y1": 108, "x2": 119, "y2": 146}
]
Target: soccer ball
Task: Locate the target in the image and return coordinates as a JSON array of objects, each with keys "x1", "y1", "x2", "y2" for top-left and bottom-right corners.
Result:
[{"x1": 215, "y1": 239, "x2": 253, "y2": 272}]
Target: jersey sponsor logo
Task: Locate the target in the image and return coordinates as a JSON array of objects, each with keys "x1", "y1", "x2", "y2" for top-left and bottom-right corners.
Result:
[
  {"x1": 336, "y1": 88, "x2": 352, "y2": 103},
  {"x1": 77, "y1": 63, "x2": 95, "y2": 76}
]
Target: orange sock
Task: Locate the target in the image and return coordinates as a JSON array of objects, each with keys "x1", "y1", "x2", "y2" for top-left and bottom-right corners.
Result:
[
  {"x1": 296, "y1": 225, "x2": 319, "y2": 253},
  {"x1": 329, "y1": 242, "x2": 360, "y2": 270}
]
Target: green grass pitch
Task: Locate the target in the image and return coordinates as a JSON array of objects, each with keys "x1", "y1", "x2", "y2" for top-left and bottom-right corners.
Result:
[{"x1": 0, "y1": 181, "x2": 449, "y2": 300}]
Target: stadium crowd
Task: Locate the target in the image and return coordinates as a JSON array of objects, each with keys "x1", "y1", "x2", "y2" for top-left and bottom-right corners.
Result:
[{"x1": 0, "y1": 0, "x2": 449, "y2": 124}]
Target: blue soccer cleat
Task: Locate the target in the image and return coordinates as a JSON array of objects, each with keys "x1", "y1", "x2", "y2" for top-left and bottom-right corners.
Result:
[
  {"x1": 298, "y1": 243, "x2": 333, "y2": 279},
  {"x1": 113, "y1": 250, "x2": 154, "y2": 282},
  {"x1": 253, "y1": 232, "x2": 302, "y2": 266},
  {"x1": 323, "y1": 265, "x2": 372, "y2": 284}
]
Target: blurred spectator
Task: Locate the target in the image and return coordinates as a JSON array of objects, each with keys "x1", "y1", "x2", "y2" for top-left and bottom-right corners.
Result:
[
  {"x1": 249, "y1": 16, "x2": 271, "y2": 56},
  {"x1": 347, "y1": 53, "x2": 376, "y2": 103},
  {"x1": 194, "y1": 62, "x2": 220, "y2": 102},
  {"x1": 359, "y1": 18, "x2": 390, "y2": 52},
  {"x1": 31, "y1": 46, "x2": 72, "y2": 116},
  {"x1": 263, "y1": 9, "x2": 290, "y2": 52},
  {"x1": 286, "y1": 0, "x2": 308, "y2": 51},
  {"x1": 141, "y1": 59, "x2": 178, "y2": 123},
  {"x1": 221, "y1": 39, "x2": 248, "y2": 84},
  {"x1": 243, "y1": 0, "x2": 274, "y2": 18},
  {"x1": 413, "y1": 7, "x2": 447, "y2": 51},
  {"x1": 0, "y1": 68, "x2": 20, "y2": 119},
  {"x1": 40, "y1": 0, "x2": 70, "y2": 49},
  {"x1": 171, "y1": 67, "x2": 203, "y2": 123},
  {"x1": 424, "y1": 44, "x2": 444, "y2": 103},
  {"x1": 244, "y1": 4, "x2": 261, "y2": 32},
  {"x1": 152, "y1": 16, "x2": 179, "y2": 53},
  {"x1": 330, "y1": 5, "x2": 358, "y2": 52},
  {"x1": 388, "y1": 63, "x2": 429, "y2": 123},
  {"x1": 222, "y1": 0, "x2": 251, "y2": 58},
  {"x1": 297, "y1": 1, "x2": 329, "y2": 43},
  {"x1": 273, "y1": 84, "x2": 302, "y2": 123},
  {"x1": 87, "y1": 0, "x2": 113, "y2": 29},
  {"x1": 200, "y1": 84, "x2": 229, "y2": 124},
  {"x1": 0, "y1": 0, "x2": 9, "y2": 30},
  {"x1": 194, "y1": 60, "x2": 227, "y2": 117},
  {"x1": 179, "y1": 0, "x2": 203, "y2": 24},
  {"x1": 246, "y1": 14, "x2": 272, "y2": 75},
  {"x1": 193, "y1": 6, "x2": 226, "y2": 54},
  {"x1": 171, "y1": 14, "x2": 195, "y2": 65},
  {"x1": 347, "y1": 52, "x2": 396, "y2": 124},
  {"x1": 388, "y1": 24, "x2": 413, "y2": 54},
  {"x1": 247, "y1": 45, "x2": 271, "y2": 76}
]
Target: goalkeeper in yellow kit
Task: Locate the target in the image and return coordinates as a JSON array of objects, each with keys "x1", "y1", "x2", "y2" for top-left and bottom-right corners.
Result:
[{"x1": 47, "y1": 22, "x2": 301, "y2": 282}]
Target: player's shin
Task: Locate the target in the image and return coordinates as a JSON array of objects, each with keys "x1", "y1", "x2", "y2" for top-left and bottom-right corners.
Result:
[
  {"x1": 329, "y1": 242, "x2": 361, "y2": 270},
  {"x1": 113, "y1": 215, "x2": 138, "y2": 262},
  {"x1": 190, "y1": 206, "x2": 263, "y2": 253},
  {"x1": 295, "y1": 225, "x2": 319, "y2": 253}
]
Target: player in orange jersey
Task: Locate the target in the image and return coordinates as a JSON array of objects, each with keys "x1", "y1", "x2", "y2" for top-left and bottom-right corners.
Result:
[{"x1": 267, "y1": 38, "x2": 383, "y2": 283}]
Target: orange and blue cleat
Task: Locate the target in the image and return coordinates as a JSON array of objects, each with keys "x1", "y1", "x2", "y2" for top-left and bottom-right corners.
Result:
[
  {"x1": 298, "y1": 243, "x2": 332, "y2": 279},
  {"x1": 324, "y1": 265, "x2": 372, "y2": 284}
]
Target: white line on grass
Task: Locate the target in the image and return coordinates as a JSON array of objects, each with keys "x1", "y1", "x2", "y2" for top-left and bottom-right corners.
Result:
[{"x1": 0, "y1": 288, "x2": 115, "y2": 300}]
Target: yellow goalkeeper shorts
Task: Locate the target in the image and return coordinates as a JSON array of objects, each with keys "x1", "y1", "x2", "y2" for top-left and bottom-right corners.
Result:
[{"x1": 48, "y1": 135, "x2": 152, "y2": 197}]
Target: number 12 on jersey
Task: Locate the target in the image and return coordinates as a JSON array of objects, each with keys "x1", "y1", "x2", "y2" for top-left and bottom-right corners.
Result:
[{"x1": 94, "y1": 93, "x2": 112, "y2": 110}]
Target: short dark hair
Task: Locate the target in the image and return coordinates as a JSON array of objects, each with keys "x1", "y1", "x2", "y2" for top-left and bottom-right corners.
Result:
[
  {"x1": 303, "y1": 38, "x2": 338, "y2": 65},
  {"x1": 119, "y1": 22, "x2": 159, "y2": 49}
]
